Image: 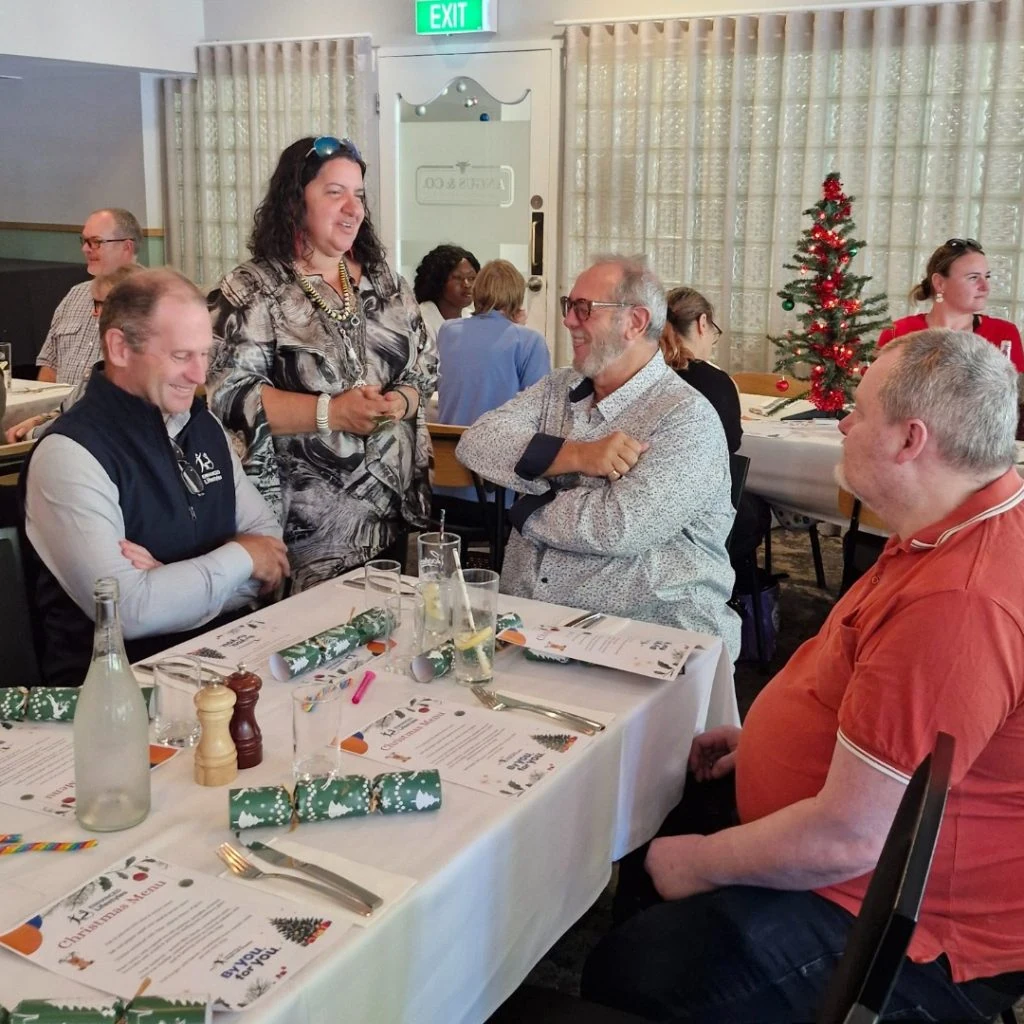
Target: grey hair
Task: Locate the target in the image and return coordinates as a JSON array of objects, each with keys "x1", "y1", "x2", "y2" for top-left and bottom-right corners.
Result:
[
  {"x1": 879, "y1": 328, "x2": 1018, "y2": 473},
  {"x1": 590, "y1": 253, "x2": 667, "y2": 341},
  {"x1": 95, "y1": 208, "x2": 143, "y2": 253}
]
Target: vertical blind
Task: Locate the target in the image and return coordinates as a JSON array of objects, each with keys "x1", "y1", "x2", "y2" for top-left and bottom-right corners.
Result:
[{"x1": 561, "y1": 2, "x2": 1024, "y2": 370}]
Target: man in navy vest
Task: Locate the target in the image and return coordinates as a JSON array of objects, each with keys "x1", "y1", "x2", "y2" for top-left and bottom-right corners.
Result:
[{"x1": 23, "y1": 267, "x2": 289, "y2": 685}]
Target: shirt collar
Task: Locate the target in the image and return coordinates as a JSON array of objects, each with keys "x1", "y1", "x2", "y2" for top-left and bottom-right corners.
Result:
[
  {"x1": 900, "y1": 468, "x2": 1024, "y2": 552},
  {"x1": 568, "y1": 349, "x2": 670, "y2": 419}
]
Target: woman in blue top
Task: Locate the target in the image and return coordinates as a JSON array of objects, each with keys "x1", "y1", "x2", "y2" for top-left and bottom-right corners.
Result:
[{"x1": 435, "y1": 259, "x2": 551, "y2": 507}]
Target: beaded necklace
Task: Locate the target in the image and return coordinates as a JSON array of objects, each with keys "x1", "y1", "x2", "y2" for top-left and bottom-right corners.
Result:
[
  {"x1": 295, "y1": 258, "x2": 367, "y2": 386},
  {"x1": 296, "y1": 258, "x2": 362, "y2": 327}
]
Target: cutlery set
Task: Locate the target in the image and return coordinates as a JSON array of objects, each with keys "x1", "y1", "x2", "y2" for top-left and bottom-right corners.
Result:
[{"x1": 217, "y1": 841, "x2": 382, "y2": 916}]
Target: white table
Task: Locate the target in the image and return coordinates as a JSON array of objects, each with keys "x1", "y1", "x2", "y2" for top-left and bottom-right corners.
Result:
[
  {"x1": 3, "y1": 378, "x2": 74, "y2": 431},
  {"x1": 0, "y1": 575, "x2": 738, "y2": 1023},
  {"x1": 737, "y1": 393, "x2": 848, "y2": 523},
  {"x1": 738, "y1": 393, "x2": 1024, "y2": 524}
]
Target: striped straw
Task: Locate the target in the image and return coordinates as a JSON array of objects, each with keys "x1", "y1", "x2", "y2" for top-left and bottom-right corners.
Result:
[
  {"x1": 302, "y1": 680, "x2": 343, "y2": 712},
  {"x1": 0, "y1": 839, "x2": 99, "y2": 855},
  {"x1": 0, "y1": 833, "x2": 22, "y2": 843}
]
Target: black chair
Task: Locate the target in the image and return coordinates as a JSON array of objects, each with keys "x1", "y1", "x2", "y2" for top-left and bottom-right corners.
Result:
[
  {"x1": 0, "y1": 525, "x2": 42, "y2": 687},
  {"x1": 816, "y1": 731, "x2": 955, "y2": 1024},
  {"x1": 727, "y1": 453, "x2": 770, "y2": 669}
]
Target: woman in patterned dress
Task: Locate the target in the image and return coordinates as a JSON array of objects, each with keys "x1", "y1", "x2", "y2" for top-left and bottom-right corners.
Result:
[{"x1": 208, "y1": 136, "x2": 437, "y2": 590}]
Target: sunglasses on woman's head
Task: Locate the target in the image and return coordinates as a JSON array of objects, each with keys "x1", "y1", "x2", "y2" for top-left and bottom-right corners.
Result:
[
  {"x1": 946, "y1": 237, "x2": 984, "y2": 254},
  {"x1": 306, "y1": 136, "x2": 362, "y2": 162}
]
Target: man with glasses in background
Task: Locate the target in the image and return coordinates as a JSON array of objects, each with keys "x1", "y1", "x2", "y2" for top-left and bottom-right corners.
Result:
[
  {"x1": 22, "y1": 268, "x2": 288, "y2": 685},
  {"x1": 36, "y1": 208, "x2": 142, "y2": 384},
  {"x1": 456, "y1": 255, "x2": 740, "y2": 657}
]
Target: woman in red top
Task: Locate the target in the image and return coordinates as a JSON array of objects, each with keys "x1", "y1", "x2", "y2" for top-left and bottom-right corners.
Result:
[{"x1": 878, "y1": 238, "x2": 1024, "y2": 372}]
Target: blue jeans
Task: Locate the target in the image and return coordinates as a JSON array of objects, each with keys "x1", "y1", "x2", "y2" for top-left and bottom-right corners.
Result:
[{"x1": 581, "y1": 775, "x2": 1021, "y2": 1022}]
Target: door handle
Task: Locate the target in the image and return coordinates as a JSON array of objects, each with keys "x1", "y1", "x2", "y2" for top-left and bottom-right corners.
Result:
[
  {"x1": 529, "y1": 211, "x2": 544, "y2": 276},
  {"x1": 526, "y1": 276, "x2": 543, "y2": 293}
]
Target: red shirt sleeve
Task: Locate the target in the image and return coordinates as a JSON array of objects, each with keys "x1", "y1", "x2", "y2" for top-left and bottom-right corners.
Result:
[
  {"x1": 837, "y1": 591, "x2": 1024, "y2": 786},
  {"x1": 877, "y1": 326, "x2": 896, "y2": 348}
]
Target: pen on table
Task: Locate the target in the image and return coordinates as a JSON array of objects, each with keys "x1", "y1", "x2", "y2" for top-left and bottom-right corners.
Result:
[{"x1": 351, "y1": 670, "x2": 376, "y2": 704}]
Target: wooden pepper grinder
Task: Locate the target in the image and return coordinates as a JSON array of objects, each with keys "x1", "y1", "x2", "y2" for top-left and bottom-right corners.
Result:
[
  {"x1": 193, "y1": 684, "x2": 238, "y2": 786},
  {"x1": 225, "y1": 663, "x2": 263, "y2": 770}
]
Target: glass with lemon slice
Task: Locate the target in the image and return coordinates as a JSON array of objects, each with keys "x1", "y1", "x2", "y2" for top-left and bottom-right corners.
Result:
[{"x1": 451, "y1": 569, "x2": 500, "y2": 685}]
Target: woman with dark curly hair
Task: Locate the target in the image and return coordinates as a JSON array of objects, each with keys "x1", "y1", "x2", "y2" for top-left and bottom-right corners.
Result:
[
  {"x1": 413, "y1": 244, "x2": 480, "y2": 342},
  {"x1": 207, "y1": 136, "x2": 437, "y2": 590}
]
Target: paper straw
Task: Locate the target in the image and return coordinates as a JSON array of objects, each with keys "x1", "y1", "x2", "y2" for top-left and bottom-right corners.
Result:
[
  {"x1": 0, "y1": 833, "x2": 22, "y2": 842},
  {"x1": 301, "y1": 681, "x2": 338, "y2": 712},
  {"x1": 0, "y1": 839, "x2": 99, "y2": 855}
]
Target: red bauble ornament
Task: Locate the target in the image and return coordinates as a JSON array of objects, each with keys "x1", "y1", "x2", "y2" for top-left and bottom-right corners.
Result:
[
  {"x1": 821, "y1": 279, "x2": 835, "y2": 292},
  {"x1": 812, "y1": 364, "x2": 825, "y2": 377},
  {"x1": 775, "y1": 378, "x2": 790, "y2": 393},
  {"x1": 857, "y1": 363, "x2": 869, "y2": 376}
]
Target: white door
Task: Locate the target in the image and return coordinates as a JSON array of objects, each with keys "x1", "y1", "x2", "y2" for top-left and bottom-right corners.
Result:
[{"x1": 377, "y1": 45, "x2": 560, "y2": 344}]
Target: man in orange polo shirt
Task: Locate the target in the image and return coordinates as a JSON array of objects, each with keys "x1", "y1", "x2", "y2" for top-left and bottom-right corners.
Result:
[{"x1": 582, "y1": 328, "x2": 1024, "y2": 1023}]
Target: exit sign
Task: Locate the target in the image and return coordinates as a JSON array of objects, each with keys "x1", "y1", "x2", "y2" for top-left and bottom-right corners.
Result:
[{"x1": 415, "y1": 0, "x2": 496, "y2": 34}]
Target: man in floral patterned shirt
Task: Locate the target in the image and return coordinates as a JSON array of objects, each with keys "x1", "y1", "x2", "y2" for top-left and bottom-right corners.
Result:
[{"x1": 457, "y1": 255, "x2": 740, "y2": 657}]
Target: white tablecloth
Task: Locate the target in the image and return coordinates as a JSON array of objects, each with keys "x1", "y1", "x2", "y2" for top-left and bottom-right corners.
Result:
[
  {"x1": 738, "y1": 393, "x2": 1024, "y2": 523},
  {"x1": 3, "y1": 379, "x2": 73, "y2": 431},
  {"x1": 1, "y1": 575, "x2": 738, "y2": 1023},
  {"x1": 738, "y1": 393, "x2": 848, "y2": 523}
]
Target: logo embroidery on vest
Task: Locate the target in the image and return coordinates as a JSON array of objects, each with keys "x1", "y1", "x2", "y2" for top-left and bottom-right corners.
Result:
[{"x1": 193, "y1": 450, "x2": 223, "y2": 485}]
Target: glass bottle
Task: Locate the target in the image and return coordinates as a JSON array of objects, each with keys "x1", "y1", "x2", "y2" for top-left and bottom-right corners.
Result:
[{"x1": 73, "y1": 578, "x2": 151, "y2": 831}]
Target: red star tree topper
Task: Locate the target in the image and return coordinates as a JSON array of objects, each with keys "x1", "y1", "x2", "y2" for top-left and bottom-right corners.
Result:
[{"x1": 769, "y1": 172, "x2": 888, "y2": 412}]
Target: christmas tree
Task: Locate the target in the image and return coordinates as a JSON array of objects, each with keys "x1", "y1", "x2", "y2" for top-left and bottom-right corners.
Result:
[
  {"x1": 769, "y1": 172, "x2": 889, "y2": 412},
  {"x1": 532, "y1": 733, "x2": 577, "y2": 752},
  {"x1": 270, "y1": 916, "x2": 331, "y2": 946}
]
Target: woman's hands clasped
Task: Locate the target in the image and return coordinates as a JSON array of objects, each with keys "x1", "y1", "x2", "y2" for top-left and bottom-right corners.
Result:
[{"x1": 329, "y1": 385, "x2": 406, "y2": 435}]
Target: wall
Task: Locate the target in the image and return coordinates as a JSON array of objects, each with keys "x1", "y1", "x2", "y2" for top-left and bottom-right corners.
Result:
[
  {"x1": 203, "y1": 0, "x2": 883, "y2": 47},
  {"x1": 0, "y1": 69, "x2": 165, "y2": 264},
  {"x1": 0, "y1": 0, "x2": 203, "y2": 73}
]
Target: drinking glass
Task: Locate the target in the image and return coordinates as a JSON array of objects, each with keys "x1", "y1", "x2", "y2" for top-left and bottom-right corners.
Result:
[
  {"x1": 291, "y1": 682, "x2": 342, "y2": 781},
  {"x1": 364, "y1": 558, "x2": 401, "y2": 610},
  {"x1": 417, "y1": 532, "x2": 461, "y2": 581},
  {"x1": 417, "y1": 577, "x2": 450, "y2": 647},
  {"x1": 152, "y1": 657, "x2": 203, "y2": 748},
  {"x1": 384, "y1": 592, "x2": 425, "y2": 676},
  {"x1": 451, "y1": 569, "x2": 500, "y2": 685}
]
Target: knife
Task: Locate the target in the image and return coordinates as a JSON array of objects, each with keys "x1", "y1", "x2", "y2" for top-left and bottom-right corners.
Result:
[
  {"x1": 561, "y1": 611, "x2": 605, "y2": 630},
  {"x1": 341, "y1": 578, "x2": 418, "y2": 597},
  {"x1": 246, "y1": 841, "x2": 383, "y2": 912}
]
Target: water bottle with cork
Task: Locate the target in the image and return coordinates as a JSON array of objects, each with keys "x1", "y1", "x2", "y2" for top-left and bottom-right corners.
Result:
[{"x1": 73, "y1": 578, "x2": 151, "y2": 831}]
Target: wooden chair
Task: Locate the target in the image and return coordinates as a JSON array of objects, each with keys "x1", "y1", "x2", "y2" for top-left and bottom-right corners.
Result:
[
  {"x1": 428, "y1": 423, "x2": 507, "y2": 572},
  {"x1": 816, "y1": 732, "x2": 955, "y2": 1024},
  {"x1": 837, "y1": 488, "x2": 889, "y2": 596},
  {"x1": 731, "y1": 371, "x2": 811, "y2": 398}
]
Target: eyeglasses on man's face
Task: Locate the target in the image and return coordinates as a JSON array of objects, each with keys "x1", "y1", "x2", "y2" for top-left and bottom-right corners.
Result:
[
  {"x1": 80, "y1": 236, "x2": 131, "y2": 251},
  {"x1": 170, "y1": 439, "x2": 205, "y2": 497},
  {"x1": 559, "y1": 296, "x2": 634, "y2": 321},
  {"x1": 306, "y1": 136, "x2": 362, "y2": 162}
]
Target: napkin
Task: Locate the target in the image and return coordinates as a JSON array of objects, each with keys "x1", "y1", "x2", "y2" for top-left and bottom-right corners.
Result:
[{"x1": 219, "y1": 836, "x2": 416, "y2": 928}]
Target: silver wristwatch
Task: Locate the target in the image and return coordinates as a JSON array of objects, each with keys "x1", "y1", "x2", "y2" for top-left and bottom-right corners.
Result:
[{"x1": 315, "y1": 392, "x2": 332, "y2": 434}]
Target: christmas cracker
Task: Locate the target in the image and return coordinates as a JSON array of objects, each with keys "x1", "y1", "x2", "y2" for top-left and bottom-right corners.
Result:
[
  {"x1": 269, "y1": 606, "x2": 395, "y2": 681},
  {"x1": 1, "y1": 687, "x2": 154, "y2": 723},
  {"x1": 229, "y1": 769, "x2": 442, "y2": 830},
  {"x1": 6, "y1": 996, "x2": 210, "y2": 1024},
  {"x1": 411, "y1": 611, "x2": 523, "y2": 682}
]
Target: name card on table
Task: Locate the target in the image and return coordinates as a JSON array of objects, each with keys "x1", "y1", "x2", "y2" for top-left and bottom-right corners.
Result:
[{"x1": 497, "y1": 626, "x2": 692, "y2": 680}]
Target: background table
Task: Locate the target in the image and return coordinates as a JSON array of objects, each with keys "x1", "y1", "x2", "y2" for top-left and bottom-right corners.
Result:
[
  {"x1": 738, "y1": 393, "x2": 1024, "y2": 524},
  {"x1": 2, "y1": 378, "x2": 74, "y2": 432},
  {"x1": 0, "y1": 575, "x2": 738, "y2": 1023}
]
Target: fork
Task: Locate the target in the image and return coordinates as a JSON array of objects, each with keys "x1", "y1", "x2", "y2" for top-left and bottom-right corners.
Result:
[
  {"x1": 470, "y1": 686, "x2": 605, "y2": 735},
  {"x1": 216, "y1": 843, "x2": 372, "y2": 917}
]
